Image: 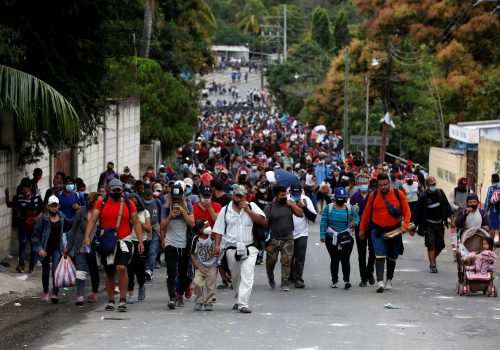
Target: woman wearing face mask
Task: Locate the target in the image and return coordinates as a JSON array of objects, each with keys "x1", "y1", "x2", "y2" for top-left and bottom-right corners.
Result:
[
  {"x1": 32, "y1": 196, "x2": 72, "y2": 303},
  {"x1": 64, "y1": 192, "x2": 101, "y2": 305},
  {"x1": 350, "y1": 176, "x2": 375, "y2": 287},
  {"x1": 402, "y1": 174, "x2": 420, "y2": 214},
  {"x1": 126, "y1": 193, "x2": 151, "y2": 303},
  {"x1": 57, "y1": 176, "x2": 86, "y2": 220},
  {"x1": 320, "y1": 187, "x2": 359, "y2": 289}
]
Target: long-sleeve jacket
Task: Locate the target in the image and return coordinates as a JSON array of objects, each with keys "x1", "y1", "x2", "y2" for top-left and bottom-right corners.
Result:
[
  {"x1": 32, "y1": 211, "x2": 72, "y2": 253},
  {"x1": 359, "y1": 189, "x2": 411, "y2": 232},
  {"x1": 412, "y1": 189, "x2": 453, "y2": 230},
  {"x1": 484, "y1": 183, "x2": 500, "y2": 213},
  {"x1": 455, "y1": 209, "x2": 489, "y2": 231},
  {"x1": 66, "y1": 208, "x2": 91, "y2": 256}
]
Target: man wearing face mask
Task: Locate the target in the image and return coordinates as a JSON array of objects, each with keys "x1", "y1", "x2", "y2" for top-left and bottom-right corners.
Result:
[
  {"x1": 255, "y1": 180, "x2": 273, "y2": 211},
  {"x1": 193, "y1": 185, "x2": 221, "y2": 228},
  {"x1": 143, "y1": 189, "x2": 163, "y2": 281},
  {"x1": 288, "y1": 183, "x2": 316, "y2": 288},
  {"x1": 98, "y1": 161, "x2": 119, "y2": 187},
  {"x1": 448, "y1": 177, "x2": 470, "y2": 216},
  {"x1": 211, "y1": 179, "x2": 232, "y2": 208},
  {"x1": 248, "y1": 163, "x2": 260, "y2": 186},
  {"x1": 455, "y1": 193, "x2": 490, "y2": 233},
  {"x1": 57, "y1": 177, "x2": 86, "y2": 220},
  {"x1": 264, "y1": 185, "x2": 304, "y2": 291},
  {"x1": 389, "y1": 168, "x2": 403, "y2": 191},
  {"x1": 402, "y1": 174, "x2": 420, "y2": 214},
  {"x1": 412, "y1": 177, "x2": 453, "y2": 273},
  {"x1": 44, "y1": 172, "x2": 65, "y2": 206}
]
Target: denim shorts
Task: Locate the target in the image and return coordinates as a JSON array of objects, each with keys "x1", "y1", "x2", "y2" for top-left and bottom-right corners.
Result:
[{"x1": 370, "y1": 229, "x2": 402, "y2": 260}]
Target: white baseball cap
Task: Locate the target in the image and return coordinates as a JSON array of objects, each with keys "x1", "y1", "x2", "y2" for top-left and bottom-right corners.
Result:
[{"x1": 48, "y1": 195, "x2": 59, "y2": 205}]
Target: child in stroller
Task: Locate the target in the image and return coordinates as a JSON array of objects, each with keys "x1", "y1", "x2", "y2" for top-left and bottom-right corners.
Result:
[{"x1": 456, "y1": 228, "x2": 497, "y2": 297}]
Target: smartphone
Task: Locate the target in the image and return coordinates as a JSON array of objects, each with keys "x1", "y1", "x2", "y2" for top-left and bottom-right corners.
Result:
[{"x1": 173, "y1": 204, "x2": 180, "y2": 210}]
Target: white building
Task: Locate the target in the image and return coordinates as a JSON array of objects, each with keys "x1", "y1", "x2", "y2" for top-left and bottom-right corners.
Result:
[{"x1": 211, "y1": 45, "x2": 249, "y2": 63}]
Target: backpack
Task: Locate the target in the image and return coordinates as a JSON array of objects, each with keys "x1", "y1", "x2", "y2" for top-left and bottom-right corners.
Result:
[{"x1": 490, "y1": 188, "x2": 500, "y2": 209}]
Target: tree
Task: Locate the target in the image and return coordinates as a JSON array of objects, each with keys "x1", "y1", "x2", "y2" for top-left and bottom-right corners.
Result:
[
  {"x1": 237, "y1": 0, "x2": 267, "y2": 35},
  {"x1": 310, "y1": 7, "x2": 332, "y2": 50},
  {"x1": 333, "y1": 9, "x2": 350, "y2": 53},
  {"x1": 140, "y1": 0, "x2": 155, "y2": 58}
]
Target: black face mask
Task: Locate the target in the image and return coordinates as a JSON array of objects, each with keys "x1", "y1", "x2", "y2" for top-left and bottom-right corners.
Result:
[
  {"x1": 407, "y1": 180, "x2": 413, "y2": 186},
  {"x1": 278, "y1": 197, "x2": 287, "y2": 205},
  {"x1": 469, "y1": 204, "x2": 478, "y2": 210},
  {"x1": 457, "y1": 185, "x2": 467, "y2": 192},
  {"x1": 335, "y1": 199, "x2": 346, "y2": 205},
  {"x1": 110, "y1": 192, "x2": 122, "y2": 201}
]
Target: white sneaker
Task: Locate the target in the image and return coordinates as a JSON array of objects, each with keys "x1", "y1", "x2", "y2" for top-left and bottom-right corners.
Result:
[
  {"x1": 330, "y1": 282, "x2": 338, "y2": 288},
  {"x1": 385, "y1": 279, "x2": 393, "y2": 290},
  {"x1": 376, "y1": 281, "x2": 384, "y2": 293}
]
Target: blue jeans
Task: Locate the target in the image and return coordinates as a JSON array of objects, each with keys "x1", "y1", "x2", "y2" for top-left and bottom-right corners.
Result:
[
  {"x1": 42, "y1": 249, "x2": 62, "y2": 295},
  {"x1": 146, "y1": 231, "x2": 160, "y2": 274},
  {"x1": 19, "y1": 227, "x2": 37, "y2": 269},
  {"x1": 74, "y1": 251, "x2": 100, "y2": 296},
  {"x1": 370, "y1": 229, "x2": 402, "y2": 260}
]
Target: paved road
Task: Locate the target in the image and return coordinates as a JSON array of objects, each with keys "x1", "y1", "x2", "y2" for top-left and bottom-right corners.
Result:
[{"x1": 27, "y1": 220, "x2": 499, "y2": 350}]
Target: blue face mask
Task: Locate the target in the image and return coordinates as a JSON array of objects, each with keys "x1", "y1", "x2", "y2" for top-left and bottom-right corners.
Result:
[
  {"x1": 66, "y1": 185, "x2": 75, "y2": 192},
  {"x1": 429, "y1": 185, "x2": 437, "y2": 192},
  {"x1": 143, "y1": 199, "x2": 152, "y2": 205},
  {"x1": 186, "y1": 187, "x2": 192, "y2": 195},
  {"x1": 291, "y1": 195, "x2": 301, "y2": 202},
  {"x1": 359, "y1": 185, "x2": 368, "y2": 192},
  {"x1": 327, "y1": 175, "x2": 333, "y2": 180}
]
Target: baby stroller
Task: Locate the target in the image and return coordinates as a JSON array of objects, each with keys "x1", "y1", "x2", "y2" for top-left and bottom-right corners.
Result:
[{"x1": 455, "y1": 227, "x2": 497, "y2": 297}]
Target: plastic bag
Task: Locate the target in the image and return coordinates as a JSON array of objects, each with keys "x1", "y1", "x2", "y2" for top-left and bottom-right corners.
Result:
[{"x1": 54, "y1": 256, "x2": 76, "y2": 288}]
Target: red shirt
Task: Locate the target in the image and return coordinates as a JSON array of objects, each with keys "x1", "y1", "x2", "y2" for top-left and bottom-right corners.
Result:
[
  {"x1": 95, "y1": 197, "x2": 137, "y2": 239},
  {"x1": 192, "y1": 201, "x2": 222, "y2": 228}
]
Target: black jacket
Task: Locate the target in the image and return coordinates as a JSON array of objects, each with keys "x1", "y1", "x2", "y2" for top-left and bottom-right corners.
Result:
[{"x1": 412, "y1": 189, "x2": 453, "y2": 230}]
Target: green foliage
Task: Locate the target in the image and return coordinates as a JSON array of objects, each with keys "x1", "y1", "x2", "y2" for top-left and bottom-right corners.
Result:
[
  {"x1": 107, "y1": 58, "x2": 199, "y2": 154},
  {"x1": 237, "y1": 0, "x2": 267, "y2": 35},
  {"x1": 333, "y1": 10, "x2": 350, "y2": 53},
  {"x1": 311, "y1": 7, "x2": 332, "y2": 50},
  {"x1": 214, "y1": 24, "x2": 253, "y2": 46}
]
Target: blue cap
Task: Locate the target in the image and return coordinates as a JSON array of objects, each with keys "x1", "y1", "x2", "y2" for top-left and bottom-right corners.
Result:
[{"x1": 334, "y1": 187, "x2": 348, "y2": 199}]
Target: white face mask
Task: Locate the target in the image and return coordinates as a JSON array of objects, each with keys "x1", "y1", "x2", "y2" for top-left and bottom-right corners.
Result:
[
  {"x1": 203, "y1": 227, "x2": 212, "y2": 235},
  {"x1": 259, "y1": 188, "x2": 266, "y2": 193}
]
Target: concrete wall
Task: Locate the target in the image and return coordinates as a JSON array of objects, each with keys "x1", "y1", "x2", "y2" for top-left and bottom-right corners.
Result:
[
  {"x1": 0, "y1": 98, "x2": 141, "y2": 258},
  {"x1": 429, "y1": 147, "x2": 466, "y2": 200},
  {"x1": 478, "y1": 137, "x2": 500, "y2": 205}
]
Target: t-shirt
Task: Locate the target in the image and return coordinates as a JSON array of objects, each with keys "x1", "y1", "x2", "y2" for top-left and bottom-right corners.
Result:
[
  {"x1": 47, "y1": 219, "x2": 62, "y2": 254},
  {"x1": 58, "y1": 191, "x2": 85, "y2": 220},
  {"x1": 164, "y1": 202, "x2": 193, "y2": 249},
  {"x1": 212, "y1": 193, "x2": 231, "y2": 207},
  {"x1": 95, "y1": 197, "x2": 137, "y2": 240},
  {"x1": 465, "y1": 210, "x2": 482, "y2": 228},
  {"x1": 190, "y1": 235, "x2": 217, "y2": 267},
  {"x1": 193, "y1": 201, "x2": 222, "y2": 228},
  {"x1": 264, "y1": 202, "x2": 294, "y2": 240},
  {"x1": 292, "y1": 196, "x2": 316, "y2": 239},
  {"x1": 403, "y1": 183, "x2": 419, "y2": 203},
  {"x1": 131, "y1": 210, "x2": 150, "y2": 241}
]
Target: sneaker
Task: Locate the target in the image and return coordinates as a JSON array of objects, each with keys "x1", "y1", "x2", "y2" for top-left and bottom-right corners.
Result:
[
  {"x1": 176, "y1": 296, "x2": 186, "y2": 307},
  {"x1": 75, "y1": 296, "x2": 85, "y2": 306},
  {"x1": 255, "y1": 256, "x2": 263, "y2": 265},
  {"x1": 138, "y1": 286, "x2": 146, "y2": 301},
  {"x1": 126, "y1": 295, "x2": 135, "y2": 304},
  {"x1": 117, "y1": 301, "x2": 127, "y2": 312},
  {"x1": 105, "y1": 301, "x2": 115, "y2": 311},
  {"x1": 376, "y1": 281, "x2": 384, "y2": 293},
  {"x1": 232, "y1": 303, "x2": 239, "y2": 311},
  {"x1": 430, "y1": 265, "x2": 438, "y2": 273},
  {"x1": 184, "y1": 286, "x2": 193, "y2": 299},
  {"x1": 41, "y1": 292, "x2": 50, "y2": 302},
  {"x1": 280, "y1": 283, "x2": 290, "y2": 292},
  {"x1": 168, "y1": 298, "x2": 176, "y2": 310},
  {"x1": 114, "y1": 286, "x2": 120, "y2": 294},
  {"x1": 51, "y1": 295, "x2": 59, "y2": 304},
  {"x1": 359, "y1": 281, "x2": 367, "y2": 287},
  {"x1": 87, "y1": 292, "x2": 98, "y2": 303},
  {"x1": 145, "y1": 270, "x2": 152, "y2": 281},
  {"x1": 294, "y1": 281, "x2": 305, "y2": 289},
  {"x1": 268, "y1": 276, "x2": 276, "y2": 289},
  {"x1": 368, "y1": 274, "x2": 376, "y2": 285},
  {"x1": 344, "y1": 282, "x2": 352, "y2": 290},
  {"x1": 28, "y1": 266, "x2": 35, "y2": 273},
  {"x1": 217, "y1": 282, "x2": 229, "y2": 290},
  {"x1": 155, "y1": 261, "x2": 161, "y2": 269},
  {"x1": 239, "y1": 307, "x2": 252, "y2": 314},
  {"x1": 385, "y1": 279, "x2": 393, "y2": 290},
  {"x1": 204, "y1": 304, "x2": 213, "y2": 311},
  {"x1": 16, "y1": 265, "x2": 24, "y2": 273},
  {"x1": 330, "y1": 282, "x2": 338, "y2": 288},
  {"x1": 194, "y1": 301, "x2": 203, "y2": 311}
]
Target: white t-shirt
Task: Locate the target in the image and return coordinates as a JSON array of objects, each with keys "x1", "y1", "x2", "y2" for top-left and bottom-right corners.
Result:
[
  {"x1": 465, "y1": 210, "x2": 482, "y2": 228},
  {"x1": 402, "y1": 183, "x2": 419, "y2": 203},
  {"x1": 292, "y1": 195, "x2": 316, "y2": 239},
  {"x1": 131, "y1": 210, "x2": 150, "y2": 241}
]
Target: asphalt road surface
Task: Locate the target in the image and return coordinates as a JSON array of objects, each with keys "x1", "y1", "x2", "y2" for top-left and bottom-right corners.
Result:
[{"x1": 2, "y1": 220, "x2": 499, "y2": 350}]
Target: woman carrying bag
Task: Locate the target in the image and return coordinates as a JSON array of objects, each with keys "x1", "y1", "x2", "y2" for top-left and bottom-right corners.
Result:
[
  {"x1": 64, "y1": 192, "x2": 102, "y2": 306},
  {"x1": 320, "y1": 187, "x2": 359, "y2": 290}
]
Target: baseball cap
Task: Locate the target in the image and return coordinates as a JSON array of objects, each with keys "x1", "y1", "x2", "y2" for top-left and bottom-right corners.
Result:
[
  {"x1": 334, "y1": 187, "x2": 348, "y2": 199},
  {"x1": 259, "y1": 180, "x2": 270, "y2": 188},
  {"x1": 170, "y1": 184, "x2": 184, "y2": 199},
  {"x1": 184, "y1": 177, "x2": 194, "y2": 188},
  {"x1": 240, "y1": 170, "x2": 247, "y2": 176},
  {"x1": 194, "y1": 219, "x2": 208, "y2": 232},
  {"x1": 200, "y1": 185, "x2": 212, "y2": 196},
  {"x1": 290, "y1": 183, "x2": 303, "y2": 196},
  {"x1": 233, "y1": 185, "x2": 247, "y2": 196},
  {"x1": 108, "y1": 179, "x2": 123, "y2": 190},
  {"x1": 47, "y1": 195, "x2": 59, "y2": 205},
  {"x1": 153, "y1": 183, "x2": 163, "y2": 192}
]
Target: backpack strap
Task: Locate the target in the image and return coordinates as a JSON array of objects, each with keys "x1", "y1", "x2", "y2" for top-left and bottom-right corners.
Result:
[{"x1": 394, "y1": 188, "x2": 401, "y2": 207}]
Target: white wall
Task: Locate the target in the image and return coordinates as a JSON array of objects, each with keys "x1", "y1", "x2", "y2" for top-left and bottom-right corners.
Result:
[{"x1": 0, "y1": 98, "x2": 141, "y2": 258}]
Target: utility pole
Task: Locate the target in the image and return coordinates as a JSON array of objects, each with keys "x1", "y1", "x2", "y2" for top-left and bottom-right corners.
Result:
[
  {"x1": 379, "y1": 41, "x2": 392, "y2": 163},
  {"x1": 283, "y1": 2, "x2": 287, "y2": 61},
  {"x1": 342, "y1": 47, "x2": 350, "y2": 155},
  {"x1": 364, "y1": 76, "x2": 370, "y2": 163},
  {"x1": 260, "y1": 37, "x2": 264, "y2": 91}
]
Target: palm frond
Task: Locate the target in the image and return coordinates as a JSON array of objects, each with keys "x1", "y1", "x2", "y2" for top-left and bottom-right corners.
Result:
[{"x1": 0, "y1": 64, "x2": 80, "y2": 142}]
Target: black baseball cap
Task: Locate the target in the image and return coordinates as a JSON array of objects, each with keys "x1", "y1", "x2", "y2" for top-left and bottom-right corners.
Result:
[
  {"x1": 170, "y1": 184, "x2": 184, "y2": 199},
  {"x1": 290, "y1": 183, "x2": 302, "y2": 196},
  {"x1": 200, "y1": 185, "x2": 212, "y2": 196}
]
